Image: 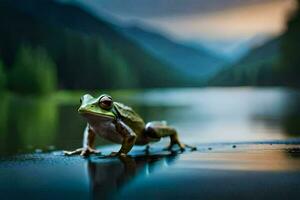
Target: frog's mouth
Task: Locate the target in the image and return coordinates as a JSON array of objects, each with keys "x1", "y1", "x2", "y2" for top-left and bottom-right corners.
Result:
[{"x1": 78, "y1": 109, "x2": 115, "y2": 119}]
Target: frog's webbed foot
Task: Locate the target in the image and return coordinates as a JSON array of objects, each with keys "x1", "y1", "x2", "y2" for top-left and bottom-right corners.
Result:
[
  {"x1": 63, "y1": 147, "x2": 101, "y2": 157},
  {"x1": 164, "y1": 134, "x2": 197, "y2": 152},
  {"x1": 163, "y1": 142, "x2": 186, "y2": 152},
  {"x1": 185, "y1": 144, "x2": 197, "y2": 151},
  {"x1": 163, "y1": 143, "x2": 197, "y2": 152},
  {"x1": 163, "y1": 134, "x2": 186, "y2": 152}
]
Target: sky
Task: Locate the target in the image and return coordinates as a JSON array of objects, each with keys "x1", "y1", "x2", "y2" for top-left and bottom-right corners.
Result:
[{"x1": 64, "y1": 0, "x2": 296, "y2": 57}]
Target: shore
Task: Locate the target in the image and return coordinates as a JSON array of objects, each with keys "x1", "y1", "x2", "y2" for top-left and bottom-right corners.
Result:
[{"x1": 1, "y1": 142, "x2": 300, "y2": 200}]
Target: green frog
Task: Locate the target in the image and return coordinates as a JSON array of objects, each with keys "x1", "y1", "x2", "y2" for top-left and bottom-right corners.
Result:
[{"x1": 64, "y1": 94, "x2": 196, "y2": 157}]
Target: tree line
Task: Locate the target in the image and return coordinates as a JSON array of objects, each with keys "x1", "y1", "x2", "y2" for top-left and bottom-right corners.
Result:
[
  {"x1": 209, "y1": 0, "x2": 300, "y2": 88},
  {"x1": 0, "y1": 0, "x2": 185, "y2": 95}
]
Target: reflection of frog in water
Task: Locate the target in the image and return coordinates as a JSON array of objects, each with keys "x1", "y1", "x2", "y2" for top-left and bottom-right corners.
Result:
[
  {"x1": 64, "y1": 94, "x2": 196, "y2": 157},
  {"x1": 88, "y1": 152, "x2": 179, "y2": 199}
]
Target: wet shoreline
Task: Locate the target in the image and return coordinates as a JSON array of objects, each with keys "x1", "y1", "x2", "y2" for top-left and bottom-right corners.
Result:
[{"x1": 1, "y1": 142, "x2": 300, "y2": 200}]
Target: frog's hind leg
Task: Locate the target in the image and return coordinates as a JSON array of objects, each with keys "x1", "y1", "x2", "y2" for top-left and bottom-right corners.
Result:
[{"x1": 144, "y1": 121, "x2": 187, "y2": 151}]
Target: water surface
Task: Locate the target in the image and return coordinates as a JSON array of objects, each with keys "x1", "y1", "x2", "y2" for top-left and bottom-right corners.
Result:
[{"x1": 1, "y1": 87, "x2": 299, "y2": 154}]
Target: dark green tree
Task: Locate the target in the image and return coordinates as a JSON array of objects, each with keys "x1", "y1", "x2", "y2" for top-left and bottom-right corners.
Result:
[
  {"x1": 280, "y1": 0, "x2": 300, "y2": 87},
  {"x1": 9, "y1": 45, "x2": 57, "y2": 95},
  {"x1": 0, "y1": 60, "x2": 6, "y2": 91}
]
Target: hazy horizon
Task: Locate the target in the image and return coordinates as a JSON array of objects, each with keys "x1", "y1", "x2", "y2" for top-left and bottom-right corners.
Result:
[{"x1": 61, "y1": 0, "x2": 296, "y2": 57}]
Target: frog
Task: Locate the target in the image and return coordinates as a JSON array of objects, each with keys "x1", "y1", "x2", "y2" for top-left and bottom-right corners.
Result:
[{"x1": 64, "y1": 94, "x2": 196, "y2": 157}]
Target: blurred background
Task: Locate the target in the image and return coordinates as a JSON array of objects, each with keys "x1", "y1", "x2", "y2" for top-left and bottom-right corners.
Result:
[{"x1": 0, "y1": 0, "x2": 300, "y2": 155}]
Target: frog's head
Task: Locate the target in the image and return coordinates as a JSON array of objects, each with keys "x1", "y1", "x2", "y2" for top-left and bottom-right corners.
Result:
[{"x1": 78, "y1": 94, "x2": 116, "y2": 120}]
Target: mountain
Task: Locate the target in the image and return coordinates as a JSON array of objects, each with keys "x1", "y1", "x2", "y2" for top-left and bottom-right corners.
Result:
[
  {"x1": 187, "y1": 34, "x2": 273, "y2": 62},
  {"x1": 0, "y1": 0, "x2": 194, "y2": 90},
  {"x1": 119, "y1": 25, "x2": 228, "y2": 79},
  {"x1": 209, "y1": 37, "x2": 281, "y2": 86}
]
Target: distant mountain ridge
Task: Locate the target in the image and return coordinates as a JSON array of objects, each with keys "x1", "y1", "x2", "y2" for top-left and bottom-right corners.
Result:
[
  {"x1": 0, "y1": 0, "x2": 198, "y2": 89},
  {"x1": 119, "y1": 25, "x2": 228, "y2": 79},
  {"x1": 209, "y1": 37, "x2": 281, "y2": 86}
]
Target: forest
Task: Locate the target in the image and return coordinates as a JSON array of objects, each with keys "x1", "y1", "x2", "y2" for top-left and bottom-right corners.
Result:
[
  {"x1": 0, "y1": 0, "x2": 189, "y2": 95},
  {"x1": 210, "y1": 0, "x2": 300, "y2": 88}
]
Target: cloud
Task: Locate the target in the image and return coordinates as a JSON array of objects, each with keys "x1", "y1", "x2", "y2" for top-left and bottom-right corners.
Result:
[
  {"x1": 141, "y1": 0, "x2": 295, "y2": 40},
  {"x1": 77, "y1": 0, "x2": 279, "y2": 18}
]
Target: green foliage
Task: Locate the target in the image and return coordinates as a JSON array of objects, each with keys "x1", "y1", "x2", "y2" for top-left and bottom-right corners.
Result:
[
  {"x1": 0, "y1": 60, "x2": 6, "y2": 91},
  {"x1": 279, "y1": 0, "x2": 300, "y2": 87},
  {"x1": 9, "y1": 45, "x2": 57, "y2": 95},
  {"x1": 99, "y1": 45, "x2": 138, "y2": 88},
  {"x1": 0, "y1": 94, "x2": 9, "y2": 154}
]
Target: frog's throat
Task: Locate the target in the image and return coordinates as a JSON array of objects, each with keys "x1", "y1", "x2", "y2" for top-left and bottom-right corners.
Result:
[{"x1": 78, "y1": 109, "x2": 116, "y2": 119}]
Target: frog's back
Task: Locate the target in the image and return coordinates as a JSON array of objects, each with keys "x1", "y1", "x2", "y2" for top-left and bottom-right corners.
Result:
[{"x1": 113, "y1": 102, "x2": 145, "y2": 135}]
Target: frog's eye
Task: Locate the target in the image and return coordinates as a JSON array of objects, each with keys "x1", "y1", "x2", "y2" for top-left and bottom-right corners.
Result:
[{"x1": 99, "y1": 95, "x2": 113, "y2": 110}]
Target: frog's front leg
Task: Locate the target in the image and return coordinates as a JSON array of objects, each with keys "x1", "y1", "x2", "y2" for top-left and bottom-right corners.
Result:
[
  {"x1": 110, "y1": 119, "x2": 137, "y2": 157},
  {"x1": 64, "y1": 124, "x2": 100, "y2": 157}
]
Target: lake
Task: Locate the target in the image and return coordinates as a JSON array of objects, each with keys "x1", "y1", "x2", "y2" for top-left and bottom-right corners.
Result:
[
  {"x1": 1, "y1": 87, "x2": 300, "y2": 155},
  {"x1": 1, "y1": 88, "x2": 300, "y2": 199}
]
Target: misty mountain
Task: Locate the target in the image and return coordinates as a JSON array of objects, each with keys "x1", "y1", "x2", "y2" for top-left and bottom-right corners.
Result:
[
  {"x1": 0, "y1": 0, "x2": 196, "y2": 90},
  {"x1": 119, "y1": 25, "x2": 228, "y2": 79},
  {"x1": 209, "y1": 37, "x2": 281, "y2": 86},
  {"x1": 187, "y1": 34, "x2": 273, "y2": 62}
]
